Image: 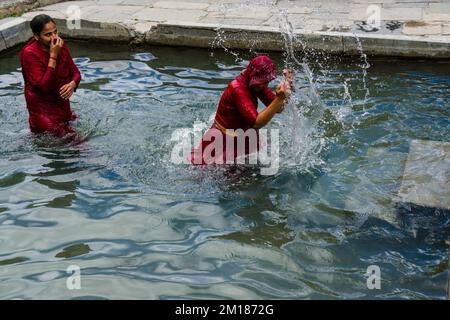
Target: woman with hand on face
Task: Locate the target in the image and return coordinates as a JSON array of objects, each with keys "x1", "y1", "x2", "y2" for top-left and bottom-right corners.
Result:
[
  {"x1": 20, "y1": 14, "x2": 81, "y2": 138},
  {"x1": 190, "y1": 55, "x2": 293, "y2": 165}
]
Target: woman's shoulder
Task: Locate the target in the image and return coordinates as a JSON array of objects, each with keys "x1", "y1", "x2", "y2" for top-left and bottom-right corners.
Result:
[
  {"x1": 20, "y1": 40, "x2": 43, "y2": 64},
  {"x1": 21, "y1": 39, "x2": 37, "y2": 53},
  {"x1": 229, "y1": 79, "x2": 250, "y2": 93}
]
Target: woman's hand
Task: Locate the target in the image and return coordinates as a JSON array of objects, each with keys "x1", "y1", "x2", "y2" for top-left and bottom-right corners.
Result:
[
  {"x1": 275, "y1": 72, "x2": 295, "y2": 113},
  {"x1": 60, "y1": 81, "x2": 76, "y2": 100},
  {"x1": 282, "y1": 68, "x2": 295, "y2": 93},
  {"x1": 274, "y1": 82, "x2": 288, "y2": 113},
  {"x1": 276, "y1": 81, "x2": 289, "y2": 100},
  {"x1": 50, "y1": 36, "x2": 64, "y2": 58},
  {"x1": 48, "y1": 36, "x2": 64, "y2": 69}
]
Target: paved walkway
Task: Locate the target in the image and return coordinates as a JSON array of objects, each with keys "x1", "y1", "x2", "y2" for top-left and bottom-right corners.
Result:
[
  {"x1": 0, "y1": 1, "x2": 64, "y2": 19},
  {"x1": 1, "y1": 0, "x2": 450, "y2": 57}
]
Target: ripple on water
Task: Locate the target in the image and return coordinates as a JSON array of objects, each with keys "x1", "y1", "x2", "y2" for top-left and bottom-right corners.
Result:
[{"x1": 0, "y1": 43, "x2": 449, "y2": 299}]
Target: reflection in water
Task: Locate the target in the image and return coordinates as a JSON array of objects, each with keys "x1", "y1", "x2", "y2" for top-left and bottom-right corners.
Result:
[{"x1": 0, "y1": 42, "x2": 449, "y2": 299}]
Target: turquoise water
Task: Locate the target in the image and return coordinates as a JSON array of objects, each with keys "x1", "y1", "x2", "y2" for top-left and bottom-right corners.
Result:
[{"x1": 0, "y1": 41, "x2": 449, "y2": 299}]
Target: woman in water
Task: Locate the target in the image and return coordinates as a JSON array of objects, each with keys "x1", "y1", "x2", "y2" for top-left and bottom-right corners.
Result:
[
  {"x1": 20, "y1": 14, "x2": 81, "y2": 138},
  {"x1": 190, "y1": 55, "x2": 292, "y2": 165}
]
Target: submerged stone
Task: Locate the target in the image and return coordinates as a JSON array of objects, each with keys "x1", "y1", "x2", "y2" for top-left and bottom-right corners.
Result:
[
  {"x1": 396, "y1": 139, "x2": 450, "y2": 240},
  {"x1": 397, "y1": 139, "x2": 450, "y2": 211}
]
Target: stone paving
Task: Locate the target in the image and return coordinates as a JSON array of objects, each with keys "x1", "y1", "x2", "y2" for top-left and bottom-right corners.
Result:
[
  {"x1": 0, "y1": 0, "x2": 66, "y2": 19},
  {"x1": 1, "y1": 0, "x2": 450, "y2": 56},
  {"x1": 22, "y1": 0, "x2": 450, "y2": 37}
]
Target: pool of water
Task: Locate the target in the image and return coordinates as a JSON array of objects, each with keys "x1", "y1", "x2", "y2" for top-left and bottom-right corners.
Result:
[{"x1": 0, "y1": 41, "x2": 449, "y2": 299}]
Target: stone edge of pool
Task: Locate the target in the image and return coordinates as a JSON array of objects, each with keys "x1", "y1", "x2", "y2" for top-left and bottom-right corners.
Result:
[
  {"x1": 0, "y1": 0, "x2": 67, "y2": 20},
  {"x1": 0, "y1": 14, "x2": 450, "y2": 58}
]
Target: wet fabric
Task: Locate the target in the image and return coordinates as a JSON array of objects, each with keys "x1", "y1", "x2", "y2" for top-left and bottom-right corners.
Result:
[
  {"x1": 191, "y1": 56, "x2": 276, "y2": 165},
  {"x1": 20, "y1": 38, "x2": 81, "y2": 137}
]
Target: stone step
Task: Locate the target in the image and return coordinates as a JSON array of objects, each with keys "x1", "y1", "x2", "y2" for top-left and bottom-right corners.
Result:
[
  {"x1": 397, "y1": 139, "x2": 450, "y2": 211},
  {"x1": 395, "y1": 139, "x2": 450, "y2": 240},
  {"x1": 0, "y1": 17, "x2": 30, "y2": 52}
]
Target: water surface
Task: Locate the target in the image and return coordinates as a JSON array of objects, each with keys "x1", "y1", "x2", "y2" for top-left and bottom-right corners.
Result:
[{"x1": 0, "y1": 41, "x2": 449, "y2": 299}]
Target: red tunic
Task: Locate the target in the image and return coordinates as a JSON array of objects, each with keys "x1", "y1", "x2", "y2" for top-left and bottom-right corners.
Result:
[
  {"x1": 191, "y1": 56, "x2": 276, "y2": 165},
  {"x1": 20, "y1": 39, "x2": 81, "y2": 136}
]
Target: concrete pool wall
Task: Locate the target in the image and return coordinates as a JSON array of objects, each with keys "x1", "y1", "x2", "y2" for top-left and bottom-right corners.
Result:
[{"x1": 0, "y1": 0, "x2": 449, "y2": 58}]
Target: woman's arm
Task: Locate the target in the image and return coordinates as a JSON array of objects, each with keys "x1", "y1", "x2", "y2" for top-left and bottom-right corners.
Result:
[
  {"x1": 253, "y1": 83, "x2": 287, "y2": 129},
  {"x1": 59, "y1": 42, "x2": 82, "y2": 100},
  {"x1": 22, "y1": 50, "x2": 57, "y2": 93},
  {"x1": 258, "y1": 86, "x2": 276, "y2": 107},
  {"x1": 67, "y1": 49, "x2": 81, "y2": 89},
  {"x1": 21, "y1": 37, "x2": 63, "y2": 93}
]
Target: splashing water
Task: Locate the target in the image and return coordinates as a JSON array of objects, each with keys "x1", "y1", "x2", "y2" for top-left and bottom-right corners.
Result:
[
  {"x1": 1, "y1": 35, "x2": 448, "y2": 300},
  {"x1": 270, "y1": 5, "x2": 330, "y2": 173},
  {"x1": 353, "y1": 32, "x2": 371, "y2": 112},
  {"x1": 209, "y1": 0, "x2": 375, "y2": 174}
]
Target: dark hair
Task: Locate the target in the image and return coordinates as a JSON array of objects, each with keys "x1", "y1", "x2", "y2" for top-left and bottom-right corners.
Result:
[{"x1": 30, "y1": 14, "x2": 55, "y2": 35}]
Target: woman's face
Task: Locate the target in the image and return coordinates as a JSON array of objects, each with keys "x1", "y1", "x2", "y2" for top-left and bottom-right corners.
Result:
[{"x1": 34, "y1": 21, "x2": 58, "y2": 48}]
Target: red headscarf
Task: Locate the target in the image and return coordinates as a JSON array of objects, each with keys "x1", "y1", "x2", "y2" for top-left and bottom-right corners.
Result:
[{"x1": 238, "y1": 55, "x2": 277, "y2": 87}]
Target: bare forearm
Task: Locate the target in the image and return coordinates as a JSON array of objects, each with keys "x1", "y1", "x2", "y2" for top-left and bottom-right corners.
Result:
[{"x1": 253, "y1": 96, "x2": 284, "y2": 129}]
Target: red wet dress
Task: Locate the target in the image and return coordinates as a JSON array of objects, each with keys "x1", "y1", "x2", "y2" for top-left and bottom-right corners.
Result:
[
  {"x1": 191, "y1": 56, "x2": 277, "y2": 165},
  {"x1": 20, "y1": 39, "x2": 81, "y2": 137}
]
